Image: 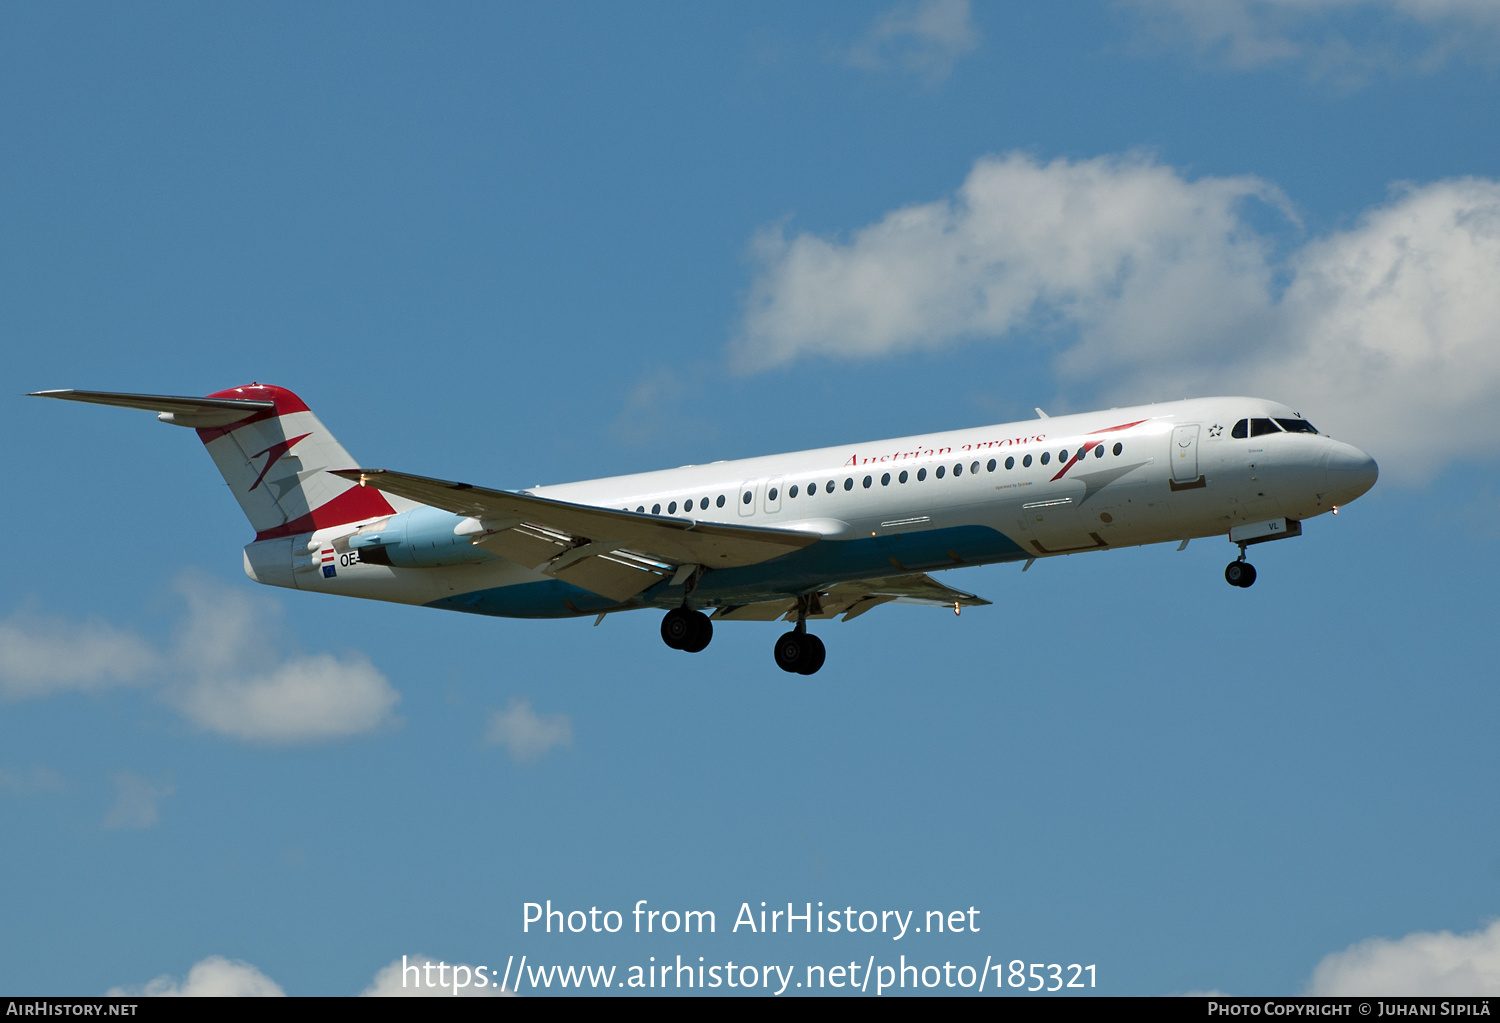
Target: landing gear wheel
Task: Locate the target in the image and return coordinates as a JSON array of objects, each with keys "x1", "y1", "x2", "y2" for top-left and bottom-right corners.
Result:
[
  {"x1": 662, "y1": 608, "x2": 713, "y2": 650},
  {"x1": 680, "y1": 611, "x2": 713, "y2": 653},
  {"x1": 797, "y1": 634, "x2": 826, "y2": 675},
  {"x1": 774, "y1": 631, "x2": 825, "y2": 674},
  {"x1": 1224, "y1": 561, "x2": 1257, "y2": 588},
  {"x1": 773, "y1": 631, "x2": 806, "y2": 673}
]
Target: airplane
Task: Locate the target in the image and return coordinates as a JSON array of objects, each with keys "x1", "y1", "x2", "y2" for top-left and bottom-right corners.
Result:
[{"x1": 30, "y1": 384, "x2": 1377, "y2": 674}]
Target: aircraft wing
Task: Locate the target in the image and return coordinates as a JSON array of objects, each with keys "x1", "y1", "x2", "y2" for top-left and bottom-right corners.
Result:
[
  {"x1": 714, "y1": 573, "x2": 991, "y2": 622},
  {"x1": 330, "y1": 468, "x2": 821, "y2": 600}
]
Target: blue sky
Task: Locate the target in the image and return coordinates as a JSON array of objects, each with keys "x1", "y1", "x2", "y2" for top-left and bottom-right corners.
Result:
[{"x1": 4, "y1": 0, "x2": 1499, "y2": 997}]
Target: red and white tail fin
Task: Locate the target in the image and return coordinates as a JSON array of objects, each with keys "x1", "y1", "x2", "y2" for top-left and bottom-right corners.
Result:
[
  {"x1": 193, "y1": 384, "x2": 406, "y2": 539},
  {"x1": 31, "y1": 383, "x2": 408, "y2": 540}
]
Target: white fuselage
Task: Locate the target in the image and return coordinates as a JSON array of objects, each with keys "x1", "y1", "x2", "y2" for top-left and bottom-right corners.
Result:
[{"x1": 265, "y1": 396, "x2": 1377, "y2": 619}]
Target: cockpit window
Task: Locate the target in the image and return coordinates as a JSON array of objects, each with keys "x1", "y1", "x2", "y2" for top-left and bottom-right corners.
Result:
[
  {"x1": 1275, "y1": 418, "x2": 1318, "y2": 434},
  {"x1": 1231, "y1": 419, "x2": 1248, "y2": 439},
  {"x1": 1250, "y1": 418, "x2": 1282, "y2": 437}
]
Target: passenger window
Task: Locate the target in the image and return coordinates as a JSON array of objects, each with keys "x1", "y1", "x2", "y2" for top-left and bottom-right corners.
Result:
[
  {"x1": 936, "y1": 465, "x2": 945, "y2": 479},
  {"x1": 971, "y1": 461, "x2": 980, "y2": 474},
  {"x1": 1275, "y1": 418, "x2": 1318, "y2": 434},
  {"x1": 987, "y1": 459, "x2": 996, "y2": 472},
  {"x1": 1250, "y1": 418, "x2": 1282, "y2": 437},
  {"x1": 1040, "y1": 452, "x2": 1050, "y2": 465},
  {"x1": 742, "y1": 491, "x2": 752, "y2": 505},
  {"x1": 1112, "y1": 442, "x2": 1122, "y2": 456},
  {"x1": 652, "y1": 503, "x2": 661, "y2": 514},
  {"x1": 953, "y1": 463, "x2": 962, "y2": 476},
  {"x1": 898, "y1": 470, "x2": 908, "y2": 483},
  {"x1": 827, "y1": 481, "x2": 835, "y2": 493},
  {"x1": 863, "y1": 476, "x2": 872, "y2": 489},
  {"x1": 1094, "y1": 444, "x2": 1104, "y2": 458},
  {"x1": 917, "y1": 468, "x2": 926, "y2": 481},
  {"x1": 716, "y1": 495, "x2": 725, "y2": 508},
  {"x1": 789, "y1": 485, "x2": 798, "y2": 498},
  {"x1": 701, "y1": 497, "x2": 709, "y2": 510},
  {"x1": 1005, "y1": 456, "x2": 1014, "y2": 470},
  {"x1": 668, "y1": 501, "x2": 677, "y2": 514},
  {"x1": 636, "y1": 506, "x2": 645, "y2": 513},
  {"x1": 845, "y1": 478, "x2": 854, "y2": 491},
  {"x1": 1022, "y1": 454, "x2": 1032, "y2": 467},
  {"x1": 1231, "y1": 419, "x2": 1249, "y2": 439},
  {"x1": 881, "y1": 473, "x2": 890, "y2": 486},
  {"x1": 767, "y1": 488, "x2": 778, "y2": 501}
]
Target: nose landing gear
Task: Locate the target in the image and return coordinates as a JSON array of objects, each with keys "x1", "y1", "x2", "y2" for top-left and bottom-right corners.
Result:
[{"x1": 1225, "y1": 545, "x2": 1257, "y2": 588}]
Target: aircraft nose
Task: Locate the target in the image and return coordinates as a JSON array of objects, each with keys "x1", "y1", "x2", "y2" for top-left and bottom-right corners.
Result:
[{"x1": 1324, "y1": 441, "x2": 1378, "y2": 505}]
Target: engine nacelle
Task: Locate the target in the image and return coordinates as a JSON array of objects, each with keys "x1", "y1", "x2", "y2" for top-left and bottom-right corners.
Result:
[{"x1": 346, "y1": 506, "x2": 497, "y2": 568}]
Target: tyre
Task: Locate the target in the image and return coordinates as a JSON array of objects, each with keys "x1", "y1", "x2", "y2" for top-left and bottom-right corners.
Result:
[
  {"x1": 681, "y1": 611, "x2": 713, "y2": 653},
  {"x1": 797, "y1": 634, "x2": 826, "y2": 675},
  {"x1": 773, "y1": 631, "x2": 807, "y2": 673},
  {"x1": 660, "y1": 608, "x2": 694, "y2": 649}
]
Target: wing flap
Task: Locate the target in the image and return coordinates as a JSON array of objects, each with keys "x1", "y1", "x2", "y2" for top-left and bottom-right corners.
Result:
[
  {"x1": 714, "y1": 600, "x2": 797, "y2": 622},
  {"x1": 717, "y1": 573, "x2": 990, "y2": 624},
  {"x1": 547, "y1": 549, "x2": 671, "y2": 602},
  {"x1": 471, "y1": 522, "x2": 574, "y2": 570}
]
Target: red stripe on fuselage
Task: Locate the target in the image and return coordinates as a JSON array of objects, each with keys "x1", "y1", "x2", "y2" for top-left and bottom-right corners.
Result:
[{"x1": 1049, "y1": 419, "x2": 1148, "y2": 482}]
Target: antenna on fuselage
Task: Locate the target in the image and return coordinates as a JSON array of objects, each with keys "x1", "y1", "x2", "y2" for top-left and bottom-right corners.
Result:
[{"x1": 1035, "y1": 407, "x2": 1049, "y2": 419}]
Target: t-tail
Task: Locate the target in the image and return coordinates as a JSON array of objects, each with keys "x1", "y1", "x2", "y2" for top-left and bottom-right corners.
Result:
[{"x1": 29, "y1": 384, "x2": 410, "y2": 579}]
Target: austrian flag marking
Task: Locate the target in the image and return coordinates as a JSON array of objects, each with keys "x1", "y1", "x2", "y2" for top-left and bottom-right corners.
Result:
[{"x1": 321, "y1": 547, "x2": 336, "y2": 578}]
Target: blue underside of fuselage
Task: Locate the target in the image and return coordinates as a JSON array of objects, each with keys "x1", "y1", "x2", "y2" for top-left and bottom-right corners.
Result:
[{"x1": 423, "y1": 524, "x2": 1029, "y2": 619}]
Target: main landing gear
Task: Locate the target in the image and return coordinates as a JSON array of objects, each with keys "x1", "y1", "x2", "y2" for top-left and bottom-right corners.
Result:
[
  {"x1": 661, "y1": 607, "x2": 713, "y2": 653},
  {"x1": 1225, "y1": 546, "x2": 1257, "y2": 588},
  {"x1": 773, "y1": 594, "x2": 826, "y2": 675},
  {"x1": 773, "y1": 622, "x2": 826, "y2": 675},
  {"x1": 660, "y1": 589, "x2": 828, "y2": 675}
]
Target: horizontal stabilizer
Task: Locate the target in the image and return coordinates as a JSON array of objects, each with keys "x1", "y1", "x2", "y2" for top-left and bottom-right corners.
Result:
[
  {"x1": 332, "y1": 467, "x2": 820, "y2": 571},
  {"x1": 29, "y1": 389, "x2": 274, "y2": 428}
]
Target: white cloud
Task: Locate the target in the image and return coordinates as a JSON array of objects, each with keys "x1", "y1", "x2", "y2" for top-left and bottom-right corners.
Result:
[
  {"x1": 362, "y1": 955, "x2": 510, "y2": 996},
  {"x1": 734, "y1": 151, "x2": 1500, "y2": 484},
  {"x1": 172, "y1": 652, "x2": 397, "y2": 743},
  {"x1": 612, "y1": 366, "x2": 687, "y2": 445},
  {"x1": 485, "y1": 698, "x2": 573, "y2": 764},
  {"x1": 0, "y1": 765, "x2": 66, "y2": 794},
  {"x1": 1307, "y1": 919, "x2": 1500, "y2": 995},
  {"x1": 1127, "y1": 0, "x2": 1500, "y2": 81},
  {"x1": 0, "y1": 612, "x2": 158, "y2": 700},
  {"x1": 107, "y1": 955, "x2": 286, "y2": 997},
  {"x1": 164, "y1": 575, "x2": 401, "y2": 743},
  {"x1": 0, "y1": 574, "x2": 400, "y2": 743},
  {"x1": 846, "y1": 0, "x2": 980, "y2": 82},
  {"x1": 102, "y1": 771, "x2": 174, "y2": 830},
  {"x1": 736, "y1": 152, "x2": 1285, "y2": 371}
]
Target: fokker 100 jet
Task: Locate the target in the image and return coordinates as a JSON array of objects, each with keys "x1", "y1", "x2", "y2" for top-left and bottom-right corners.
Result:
[{"x1": 31, "y1": 385, "x2": 1377, "y2": 674}]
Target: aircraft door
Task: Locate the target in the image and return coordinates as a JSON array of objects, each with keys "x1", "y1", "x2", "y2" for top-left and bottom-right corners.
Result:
[
  {"x1": 1171, "y1": 425, "x2": 1201, "y2": 484},
  {"x1": 763, "y1": 476, "x2": 783, "y2": 514},
  {"x1": 738, "y1": 481, "x2": 759, "y2": 517}
]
